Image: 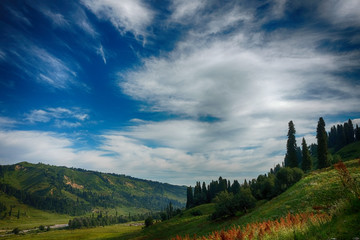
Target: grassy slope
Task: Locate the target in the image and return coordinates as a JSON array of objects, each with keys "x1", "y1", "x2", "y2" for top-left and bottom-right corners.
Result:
[
  {"x1": 0, "y1": 162, "x2": 186, "y2": 213},
  {"x1": 336, "y1": 141, "x2": 360, "y2": 161},
  {"x1": 0, "y1": 192, "x2": 70, "y2": 230},
  {"x1": 0, "y1": 223, "x2": 143, "y2": 240},
  {"x1": 134, "y1": 159, "x2": 360, "y2": 240}
]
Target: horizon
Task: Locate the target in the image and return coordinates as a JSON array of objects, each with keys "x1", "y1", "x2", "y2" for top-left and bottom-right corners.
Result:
[{"x1": 1, "y1": 0, "x2": 360, "y2": 185}]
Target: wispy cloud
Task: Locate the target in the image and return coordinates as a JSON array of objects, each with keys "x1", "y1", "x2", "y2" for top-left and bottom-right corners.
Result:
[
  {"x1": 97, "y1": 44, "x2": 107, "y2": 64},
  {"x1": 114, "y1": 0, "x2": 360, "y2": 183},
  {"x1": 0, "y1": 130, "x2": 115, "y2": 172},
  {"x1": 0, "y1": 117, "x2": 18, "y2": 128},
  {"x1": 25, "y1": 107, "x2": 89, "y2": 127},
  {"x1": 80, "y1": 0, "x2": 154, "y2": 40}
]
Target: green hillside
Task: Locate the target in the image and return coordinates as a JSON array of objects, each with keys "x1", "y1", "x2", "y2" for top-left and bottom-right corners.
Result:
[
  {"x1": 134, "y1": 159, "x2": 360, "y2": 240},
  {"x1": 335, "y1": 141, "x2": 360, "y2": 161},
  {"x1": 0, "y1": 162, "x2": 186, "y2": 217}
]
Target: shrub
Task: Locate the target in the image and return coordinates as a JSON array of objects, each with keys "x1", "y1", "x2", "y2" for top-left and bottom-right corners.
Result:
[
  {"x1": 190, "y1": 210, "x2": 202, "y2": 216},
  {"x1": 212, "y1": 189, "x2": 256, "y2": 219},
  {"x1": 12, "y1": 227, "x2": 20, "y2": 234},
  {"x1": 145, "y1": 216, "x2": 154, "y2": 227}
]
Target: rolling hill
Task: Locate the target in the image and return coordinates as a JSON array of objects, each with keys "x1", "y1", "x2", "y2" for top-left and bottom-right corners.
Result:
[
  {"x1": 0, "y1": 162, "x2": 186, "y2": 217},
  {"x1": 134, "y1": 159, "x2": 360, "y2": 240}
]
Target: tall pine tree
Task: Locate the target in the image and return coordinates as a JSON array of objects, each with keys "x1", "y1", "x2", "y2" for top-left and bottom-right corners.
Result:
[
  {"x1": 356, "y1": 124, "x2": 360, "y2": 141},
  {"x1": 285, "y1": 121, "x2": 298, "y2": 168},
  {"x1": 317, "y1": 117, "x2": 330, "y2": 169},
  {"x1": 301, "y1": 138, "x2": 312, "y2": 172},
  {"x1": 186, "y1": 186, "x2": 193, "y2": 209}
]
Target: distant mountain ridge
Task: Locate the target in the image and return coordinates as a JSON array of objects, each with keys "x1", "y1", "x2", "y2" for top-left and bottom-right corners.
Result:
[{"x1": 0, "y1": 162, "x2": 186, "y2": 215}]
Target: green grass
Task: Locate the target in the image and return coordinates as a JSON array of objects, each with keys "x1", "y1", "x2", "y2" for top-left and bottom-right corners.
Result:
[
  {"x1": 0, "y1": 223, "x2": 143, "y2": 240},
  {"x1": 130, "y1": 159, "x2": 360, "y2": 240},
  {"x1": 0, "y1": 193, "x2": 71, "y2": 230},
  {"x1": 336, "y1": 141, "x2": 360, "y2": 161}
]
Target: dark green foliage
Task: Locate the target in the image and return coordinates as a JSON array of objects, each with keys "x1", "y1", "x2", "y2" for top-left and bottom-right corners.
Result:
[
  {"x1": 230, "y1": 180, "x2": 241, "y2": 194},
  {"x1": 285, "y1": 121, "x2": 298, "y2": 168},
  {"x1": 190, "y1": 209, "x2": 202, "y2": 216},
  {"x1": 355, "y1": 124, "x2": 360, "y2": 141},
  {"x1": 211, "y1": 191, "x2": 236, "y2": 219},
  {"x1": 186, "y1": 186, "x2": 194, "y2": 209},
  {"x1": 250, "y1": 174, "x2": 275, "y2": 200},
  {"x1": 159, "y1": 202, "x2": 182, "y2": 221},
  {"x1": 317, "y1": 117, "x2": 330, "y2": 169},
  {"x1": 233, "y1": 188, "x2": 256, "y2": 212},
  {"x1": 145, "y1": 216, "x2": 154, "y2": 227},
  {"x1": 301, "y1": 138, "x2": 312, "y2": 172},
  {"x1": 0, "y1": 162, "x2": 186, "y2": 215},
  {"x1": 211, "y1": 188, "x2": 256, "y2": 219},
  {"x1": 68, "y1": 213, "x2": 131, "y2": 229},
  {"x1": 275, "y1": 167, "x2": 304, "y2": 194},
  {"x1": 12, "y1": 227, "x2": 20, "y2": 234},
  {"x1": 0, "y1": 201, "x2": 6, "y2": 213},
  {"x1": 39, "y1": 225, "x2": 45, "y2": 231},
  {"x1": 328, "y1": 119, "x2": 357, "y2": 151}
]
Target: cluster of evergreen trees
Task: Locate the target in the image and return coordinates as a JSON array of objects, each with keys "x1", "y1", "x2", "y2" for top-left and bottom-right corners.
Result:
[
  {"x1": 68, "y1": 211, "x2": 160, "y2": 229},
  {"x1": 285, "y1": 118, "x2": 360, "y2": 171},
  {"x1": 186, "y1": 167, "x2": 304, "y2": 215},
  {"x1": 159, "y1": 201, "x2": 182, "y2": 221},
  {"x1": 68, "y1": 213, "x2": 127, "y2": 229},
  {"x1": 0, "y1": 183, "x2": 91, "y2": 215},
  {"x1": 328, "y1": 119, "x2": 360, "y2": 151}
]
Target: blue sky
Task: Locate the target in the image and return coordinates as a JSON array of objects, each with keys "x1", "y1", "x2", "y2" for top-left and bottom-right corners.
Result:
[{"x1": 0, "y1": 0, "x2": 360, "y2": 185}]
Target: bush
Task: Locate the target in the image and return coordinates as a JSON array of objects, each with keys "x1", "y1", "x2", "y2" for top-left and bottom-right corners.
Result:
[
  {"x1": 12, "y1": 227, "x2": 20, "y2": 234},
  {"x1": 190, "y1": 210, "x2": 202, "y2": 216},
  {"x1": 211, "y1": 189, "x2": 256, "y2": 220},
  {"x1": 275, "y1": 167, "x2": 304, "y2": 194},
  {"x1": 39, "y1": 225, "x2": 45, "y2": 231},
  {"x1": 144, "y1": 216, "x2": 154, "y2": 227},
  {"x1": 233, "y1": 188, "x2": 256, "y2": 213}
]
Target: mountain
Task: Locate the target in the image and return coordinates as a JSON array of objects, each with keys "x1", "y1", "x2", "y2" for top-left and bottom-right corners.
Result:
[{"x1": 0, "y1": 162, "x2": 186, "y2": 216}]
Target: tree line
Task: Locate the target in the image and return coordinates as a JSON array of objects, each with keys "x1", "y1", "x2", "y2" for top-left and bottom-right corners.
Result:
[
  {"x1": 328, "y1": 119, "x2": 360, "y2": 151},
  {"x1": 186, "y1": 117, "x2": 358, "y2": 219},
  {"x1": 285, "y1": 118, "x2": 360, "y2": 171}
]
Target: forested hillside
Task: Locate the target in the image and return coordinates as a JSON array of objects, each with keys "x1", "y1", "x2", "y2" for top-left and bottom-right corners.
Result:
[{"x1": 0, "y1": 162, "x2": 186, "y2": 216}]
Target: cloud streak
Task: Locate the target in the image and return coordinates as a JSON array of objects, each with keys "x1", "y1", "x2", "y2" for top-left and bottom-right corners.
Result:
[
  {"x1": 80, "y1": 0, "x2": 154, "y2": 40},
  {"x1": 25, "y1": 107, "x2": 89, "y2": 128}
]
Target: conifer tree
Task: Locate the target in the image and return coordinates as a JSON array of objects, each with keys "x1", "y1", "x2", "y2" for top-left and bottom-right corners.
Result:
[
  {"x1": 186, "y1": 186, "x2": 193, "y2": 209},
  {"x1": 356, "y1": 124, "x2": 360, "y2": 141},
  {"x1": 193, "y1": 182, "x2": 202, "y2": 205},
  {"x1": 347, "y1": 119, "x2": 355, "y2": 144},
  {"x1": 301, "y1": 138, "x2": 312, "y2": 172},
  {"x1": 317, "y1": 117, "x2": 330, "y2": 169},
  {"x1": 285, "y1": 121, "x2": 298, "y2": 168}
]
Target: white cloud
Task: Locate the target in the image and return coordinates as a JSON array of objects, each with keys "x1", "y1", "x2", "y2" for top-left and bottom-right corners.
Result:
[
  {"x1": 25, "y1": 107, "x2": 89, "y2": 127},
  {"x1": 41, "y1": 9, "x2": 69, "y2": 28},
  {"x1": 80, "y1": 0, "x2": 154, "y2": 39},
  {"x1": 0, "y1": 117, "x2": 18, "y2": 128},
  {"x1": 169, "y1": 0, "x2": 205, "y2": 22},
  {"x1": 319, "y1": 0, "x2": 360, "y2": 27},
  {"x1": 0, "y1": 130, "x2": 116, "y2": 174},
  {"x1": 114, "y1": 0, "x2": 360, "y2": 184},
  {"x1": 97, "y1": 44, "x2": 107, "y2": 64}
]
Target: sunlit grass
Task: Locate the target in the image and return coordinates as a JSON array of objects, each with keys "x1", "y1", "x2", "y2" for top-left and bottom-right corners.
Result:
[{"x1": 1, "y1": 222, "x2": 142, "y2": 240}]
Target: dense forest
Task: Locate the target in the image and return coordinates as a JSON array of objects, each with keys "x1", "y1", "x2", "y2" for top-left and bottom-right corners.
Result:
[{"x1": 0, "y1": 162, "x2": 186, "y2": 216}]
